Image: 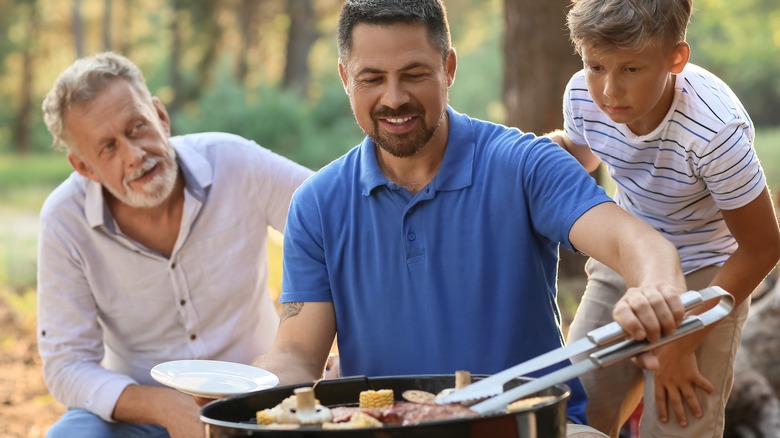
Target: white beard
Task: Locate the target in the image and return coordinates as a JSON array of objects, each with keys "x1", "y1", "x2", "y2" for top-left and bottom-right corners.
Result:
[{"x1": 104, "y1": 148, "x2": 179, "y2": 208}]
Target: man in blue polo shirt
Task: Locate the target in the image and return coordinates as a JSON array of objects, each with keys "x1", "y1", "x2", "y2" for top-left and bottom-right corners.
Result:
[{"x1": 255, "y1": 1, "x2": 687, "y2": 435}]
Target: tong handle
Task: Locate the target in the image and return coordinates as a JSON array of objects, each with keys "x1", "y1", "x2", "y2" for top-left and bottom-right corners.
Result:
[
  {"x1": 586, "y1": 286, "x2": 729, "y2": 346},
  {"x1": 591, "y1": 286, "x2": 734, "y2": 367}
]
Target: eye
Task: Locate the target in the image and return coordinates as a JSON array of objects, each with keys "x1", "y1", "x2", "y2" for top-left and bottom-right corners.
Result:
[
  {"x1": 99, "y1": 141, "x2": 117, "y2": 157},
  {"x1": 587, "y1": 65, "x2": 603, "y2": 73},
  {"x1": 625, "y1": 67, "x2": 639, "y2": 73},
  {"x1": 131, "y1": 121, "x2": 146, "y2": 135}
]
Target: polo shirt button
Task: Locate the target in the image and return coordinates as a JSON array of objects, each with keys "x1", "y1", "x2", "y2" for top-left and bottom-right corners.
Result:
[
  {"x1": 407, "y1": 232, "x2": 416, "y2": 241},
  {"x1": 190, "y1": 334, "x2": 197, "y2": 340},
  {"x1": 407, "y1": 208, "x2": 413, "y2": 214}
]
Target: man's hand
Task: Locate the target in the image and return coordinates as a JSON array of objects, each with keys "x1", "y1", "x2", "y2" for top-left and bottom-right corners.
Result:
[
  {"x1": 113, "y1": 385, "x2": 205, "y2": 438},
  {"x1": 652, "y1": 342, "x2": 714, "y2": 427},
  {"x1": 612, "y1": 284, "x2": 685, "y2": 371}
]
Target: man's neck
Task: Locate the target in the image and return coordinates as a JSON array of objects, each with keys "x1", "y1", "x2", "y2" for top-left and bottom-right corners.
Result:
[
  {"x1": 106, "y1": 173, "x2": 186, "y2": 258},
  {"x1": 376, "y1": 115, "x2": 449, "y2": 195}
]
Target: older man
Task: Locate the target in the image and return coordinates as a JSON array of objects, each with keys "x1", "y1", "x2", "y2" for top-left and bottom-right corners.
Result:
[{"x1": 38, "y1": 52, "x2": 311, "y2": 437}]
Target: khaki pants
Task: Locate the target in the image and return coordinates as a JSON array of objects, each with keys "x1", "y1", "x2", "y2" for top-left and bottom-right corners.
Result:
[{"x1": 567, "y1": 258, "x2": 749, "y2": 438}]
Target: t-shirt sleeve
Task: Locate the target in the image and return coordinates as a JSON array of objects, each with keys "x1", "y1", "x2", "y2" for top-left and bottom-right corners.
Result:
[
  {"x1": 521, "y1": 136, "x2": 613, "y2": 253},
  {"x1": 562, "y1": 71, "x2": 589, "y2": 146},
  {"x1": 698, "y1": 120, "x2": 765, "y2": 211},
  {"x1": 280, "y1": 182, "x2": 334, "y2": 303}
]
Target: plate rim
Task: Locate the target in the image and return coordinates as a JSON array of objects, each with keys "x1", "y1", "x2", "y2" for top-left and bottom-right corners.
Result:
[{"x1": 150, "y1": 359, "x2": 279, "y2": 397}]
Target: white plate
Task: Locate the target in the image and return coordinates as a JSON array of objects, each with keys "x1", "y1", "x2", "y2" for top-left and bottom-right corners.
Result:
[{"x1": 151, "y1": 360, "x2": 279, "y2": 398}]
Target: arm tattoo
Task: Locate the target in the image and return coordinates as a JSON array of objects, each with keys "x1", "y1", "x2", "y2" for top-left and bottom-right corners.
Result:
[{"x1": 280, "y1": 302, "x2": 304, "y2": 323}]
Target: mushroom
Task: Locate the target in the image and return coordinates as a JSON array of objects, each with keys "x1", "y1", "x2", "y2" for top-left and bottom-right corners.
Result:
[
  {"x1": 436, "y1": 370, "x2": 472, "y2": 401},
  {"x1": 267, "y1": 387, "x2": 333, "y2": 425}
]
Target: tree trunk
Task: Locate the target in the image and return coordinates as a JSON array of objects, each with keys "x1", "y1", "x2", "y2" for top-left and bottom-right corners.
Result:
[
  {"x1": 13, "y1": 0, "x2": 39, "y2": 155},
  {"x1": 282, "y1": 0, "x2": 317, "y2": 97},
  {"x1": 168, "y1": 0, "x2": 184, "y2": 127},
  {"x1": 72, "y1": 0, "x2": 84, "y2": 58},
  {"x1": 102, "y1": 0, "x2": 113, "y2": 51},
  {"x1": 503, "y1": 0, "x2": 589, "y2": 277},
  {"x1": 235, "y1": 0, "x2": 259, "y2": 85}
]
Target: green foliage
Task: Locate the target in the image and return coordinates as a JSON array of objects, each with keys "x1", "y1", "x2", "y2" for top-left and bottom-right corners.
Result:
[
  {"x1": 755, "y1": 126, "x2": 780, "y2": 191},
  {"x1": 173, "y1": 66, "x2": 362, "y2": 170},
  {"x1": 0, "y1": 153, "x2": 72, "y2": 188},
  {"x1": 687, "y1": 0, "x2": 780, "y2": 125}
]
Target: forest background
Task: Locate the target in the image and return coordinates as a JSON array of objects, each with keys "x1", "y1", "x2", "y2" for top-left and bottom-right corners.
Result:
[{"x1": 0, "y1": 0, "x2": 779, "y2": 437}]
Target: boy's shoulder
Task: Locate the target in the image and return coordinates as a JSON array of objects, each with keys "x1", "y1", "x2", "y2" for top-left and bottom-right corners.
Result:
[{"x1": 675, "y1": 63, "x2": 752, "y2": 127}]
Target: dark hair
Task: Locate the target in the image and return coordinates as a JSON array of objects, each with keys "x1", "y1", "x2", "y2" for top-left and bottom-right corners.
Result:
[{"x1": 337, "y1": 0, "x2": 452, "y2": 64}]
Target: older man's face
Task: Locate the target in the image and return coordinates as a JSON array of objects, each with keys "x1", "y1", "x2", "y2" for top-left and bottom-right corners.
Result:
[{"x1": 64, "y1": 79, "x2": 179, "y2": 208}]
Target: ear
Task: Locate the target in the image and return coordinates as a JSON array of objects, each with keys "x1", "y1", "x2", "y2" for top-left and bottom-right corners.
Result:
[
  {"x1": 152, "y1": 97, "x2": 171, "y2": 136},
  {"x1": 445, "y1": 48, "x2": 457, "y2": 87},
  {"x1": 669, "y1": 42, "x2": 690, "y2": 75},
  {"x1": 338, "y1": 62, "x2": 349, "y2": 95},
  {"x1": 67, "y1": 152, "x2": 99, "y2": 182}
]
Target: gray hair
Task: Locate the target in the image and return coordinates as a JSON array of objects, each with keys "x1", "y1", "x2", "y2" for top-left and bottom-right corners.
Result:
[
  {"x1": 42, "y1": 52, "x2": 152, "y2": 152},
  {"x1": 567, "y1": 0, "x2": 692, "y2": 54},
  {"x1": 337, "y1": 0, "x2": 452, "y2": 65}
]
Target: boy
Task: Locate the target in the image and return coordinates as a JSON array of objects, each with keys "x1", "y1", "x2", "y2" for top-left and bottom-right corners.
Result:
[{"x1": 548, "y1": 0, "x2": 780, "y2": 436}]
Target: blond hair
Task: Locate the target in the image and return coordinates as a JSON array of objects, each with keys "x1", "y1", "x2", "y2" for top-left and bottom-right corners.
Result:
[
  {"x1": 567, "y1": 0, "x2": 692, "y2": 54},
  {"x1": 42, "y1": 52, "x2": 152, "y2": 152}
]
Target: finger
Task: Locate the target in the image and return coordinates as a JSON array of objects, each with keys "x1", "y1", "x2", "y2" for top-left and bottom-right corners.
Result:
[
  {"x1": 646, "y1": 291, "x2": 679, "y2": 338},
  {"x1": 666, "y1": 387, "x2": 688, "y2": 427},
  {"x1": 613, "y1": 295, "x2": 651, "y2": 340},
  {"x1": 693, "y1": 374, "x2": 715, "y2": 395},
  {"x1": 631, "y1": 351, "x2": 659, "y2": 371},
  {"x1": 654, "y1": 383, "x2": 669, "y2": 423},
  {"x1": 682, "y1": 384, "x2": 703, "y2": 419},
  {"x1": 626, "y1": 292, "x2": 663, "y2": 342}
]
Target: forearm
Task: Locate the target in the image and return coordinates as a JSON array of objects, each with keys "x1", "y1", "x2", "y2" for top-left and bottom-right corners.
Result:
[
  {"x1": 253, "y1": 349, "x2": 325, "y2": 386},
  {"x1": 113, "y1": 384, "x2": 201, "y2": 429}
]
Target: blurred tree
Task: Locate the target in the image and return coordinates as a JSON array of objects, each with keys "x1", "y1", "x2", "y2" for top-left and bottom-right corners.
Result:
[
  {"x1": 504, "y1": 0, "x2": 588, "y2": 277},
  {"x1": 102, "y1": 0, "x2": 112, "y2": 51},
  {"x1": 235, "y1": 0, "x2": 260, "y2": 85},
  {"x1": 282, "y1": 0, "x2": 317, "y2": 97},
  {"x1": 503, "y1": 0, "x2": 580, "y2": 133},
  {"x1": 71, "y1": 0, "x2": 84, "y2": 57},
  {"x1": 12, "y1": 0, "x2": 40, "y2": 154},
  {"x1": 168, "y1": 0, "x2": 222, "y2": 122}
]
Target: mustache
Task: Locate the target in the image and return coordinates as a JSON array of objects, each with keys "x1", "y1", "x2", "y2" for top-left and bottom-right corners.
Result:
[
  {"x1": 372, "y1": 104, "x2": 419, "y2": 119},
  {"x1": 125, "y1": 156, "x2": 164, "y2": 183}
]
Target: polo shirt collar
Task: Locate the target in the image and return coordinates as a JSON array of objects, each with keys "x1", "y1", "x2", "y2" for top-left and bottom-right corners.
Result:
[
  {"x1": 84, "y1": 140, "x2": 213, "y2": 228},
  {"x1": 359, "y1": 106, "x2": 475, "y2": 196}
]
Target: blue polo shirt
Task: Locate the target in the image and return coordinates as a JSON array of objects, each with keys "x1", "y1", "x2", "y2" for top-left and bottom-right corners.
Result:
[{"x1": 282, "y1": 107, "x2": 612, "y2": 424}]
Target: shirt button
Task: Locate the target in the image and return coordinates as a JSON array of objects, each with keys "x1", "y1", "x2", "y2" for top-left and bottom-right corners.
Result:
[
  {"x1": 180, "y1": 299, "x2": 186, "y2": 306},
  {"x1": 190, "y1": 334, "x2": 197, "y2": 341},
  {"x1": 171, "y1": 262, "x2": 177, "y2": 269},
  {"x1": 407, "y1": 232, "x2": 416, "y2": 241},
  {"x1": 407, "y1": 209, "x2": 413, "y2": 215}
]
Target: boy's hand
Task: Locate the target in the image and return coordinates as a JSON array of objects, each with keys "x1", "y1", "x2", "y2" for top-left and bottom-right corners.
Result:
[{"x1": 653, "y1": 343, "x2": 714, "y2": 427}]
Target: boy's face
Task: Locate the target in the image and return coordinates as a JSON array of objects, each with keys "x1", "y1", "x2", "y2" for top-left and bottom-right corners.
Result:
[{"x1": 581, "y1": 42, "x2": 689, "y2": 135}]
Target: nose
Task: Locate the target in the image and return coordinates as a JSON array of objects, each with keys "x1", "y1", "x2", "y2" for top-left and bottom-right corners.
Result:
[
  {"x1": 119, "y1": 138, "x2": 145, "y2": 169},
  {"x1": 603, "y1": 72, "x2": 623, "y2": 99},
  {"x1": 380, "y1": 77, "x2": 410, "y2": 109}
]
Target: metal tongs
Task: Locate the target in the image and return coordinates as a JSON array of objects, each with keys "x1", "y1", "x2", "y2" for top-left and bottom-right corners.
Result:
[{"x1": 437, "y1": 286, "x2": 734, "y2": 415}]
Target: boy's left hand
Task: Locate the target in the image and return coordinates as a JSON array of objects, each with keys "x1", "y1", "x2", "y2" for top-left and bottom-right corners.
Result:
[{"x1": 652, "y1": 342, "x2": 714, "y2": 426}]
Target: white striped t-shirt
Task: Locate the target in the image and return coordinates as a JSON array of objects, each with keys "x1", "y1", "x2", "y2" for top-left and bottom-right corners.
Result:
[{"x1": 563, "y1": 63, "x2": 765, "y2": 274}]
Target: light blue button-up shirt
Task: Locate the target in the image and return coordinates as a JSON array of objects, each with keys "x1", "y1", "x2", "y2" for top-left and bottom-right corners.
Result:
[{"x1": 37, "y1": 132, "x2": 312, "y2": 421}]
